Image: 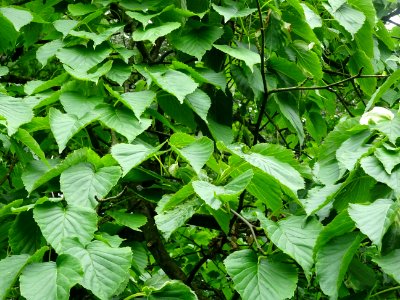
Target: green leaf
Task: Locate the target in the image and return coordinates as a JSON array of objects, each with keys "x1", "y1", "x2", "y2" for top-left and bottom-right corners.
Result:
[
  {"x1": 193, "y1": 169, "x2": 253, "y2": 210},
  {"x1": 120, "y1": 90, "x2": 156, "y2": 119},
  {"x1": 0, "y1": 7, "x2": 33, "y2": 31},
  {"x1": 20, "y1": 255, "x2": 83, "y2": 300},
  {"x1": 365, "y1": 69, "x2": 400, "y2": 111},
  {"x1": 33, "y1": 202, "x2": 97, "y2": 252},
  {"x1": 336, "y1": 130, "x2": 371, "y2": 171},
  {"x1": 269, "y1": 56, "x2": 307, "y2": 82},
  {"x1": 144, "y1": 280, "x2": 197, "y2": 300},
  {"x1": 61, "y1": 239, "x2": 132, "y2": 300},
  {"x1": 63, "y1": 60, "x2": 113, "y2": 83},
  {"x1": 132, "y1": 22, "x2": 181, "y2": 44},
  {"x1": 36, "y1": 39, "x2": 65, "y2": 66},
  {"x1": 0, "y1": 94, "x2": 33, "y2": 135},
  {"x1": 60, "y1": 163, "x2": 121, "y2": 209},
  {"x1": 49, "y1": 108, "x2": 98, "y2": 153},
  {"x1": 316, "y1": 233, "x2": 363, "y2": 299},
  {"x1": 301, "y1": 184, "x2": 341, "y2": 215},
  {"x1": 348, "y1": 50, "x2": 377, "y2": 95},
  {"x1": 0, "y1": 14, "x2": 18, "y2": 52},
  {"x1": 9, "y1": 211, "x2": 42, "y2": 254},
  {"x1": 348, "y1": 199, "x2": 397, "y2": 250},
  {"x1": 97, "y1": 104, "x2": 152, "y2": 143},
  {"x1": 185, "y1": 89, "x2": 211, "y2": 123},
  {"x1": 258, "y1": 214, "x2": 322, "y2": 279},
  {"x1": 68, "y1": 3, "x2": 98, "y2": 16},
  {"x1": 169, "y1": 22, "x2": 223, "y2": 60},
  {"x1": 147, "y1": 68, "x2": 199, "y2": 103},
  {"x1": 53, "y1": 20, "x2": 78, "y2": 37},
  {"x1": 372, "y1": 114, "x2": 400, "y2": 144},
  {"x1": 361, "y1": 156, "x2": 400, "y2": 195},
  {"x1": 56, "y1": 45, "x2": 111, "y2": 72},
  {"x1": 126, "y1": 6, "x2": 173, "y2": 28},
  {"x1": 290, "y1": 41, "x2": 323, "y2": 80},
  {"x1": 226, "y1": 144, "x2": 304, "y2": 196},
  {"x1": 155, "y1": 198, "x2": 201, "y2": 239},
  {"x1": 323, "y1": 2, "x2": 365, "y2": 37},
  {"x1": 300, "y1": 4, "x2": 322, "y2": 28},
  {"x1": 373, "y1": 249, "x2": 400, "y2": 283},
  {"x1": 107, "y1": 210, "x2": 147, "y2": 231},
  {"x1": 60, "y1": 92, "x2": 103, "y2": 119},
  {"x1": 212, "y1": 0, "x2": 256, "y2": 22},
  {"x1": 214, "y1": 44, "x2": 260, "y2": 71},
  {"x1": 69, "y1": 26, "x2": 123, "y2": 48},
  {"x1": 105, "y1": 60, "x2": 131, "y2": 86},
  {"x1": 170, "y1": 133, "x2": 214, "y2": 174},
  {"x1": 0, "y1": 254, "x2": 31, "y2": 299},
  {"x1": 375, "y1": 147, "x2": 400, "y2": 174},
  {"x1": 14, "y1": 128, "x2": 48, "y2": 164},
  {"x1": 224, "y1": 249, "x2": 298, "y2": 300},
  {"x1": 111, "y1": 142, "x2": 161, "y2": 176}
]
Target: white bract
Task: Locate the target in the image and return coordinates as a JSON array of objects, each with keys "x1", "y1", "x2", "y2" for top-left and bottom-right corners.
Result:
[{"x1": 360, "y1": 107, "x2": 394, "y2": 125}]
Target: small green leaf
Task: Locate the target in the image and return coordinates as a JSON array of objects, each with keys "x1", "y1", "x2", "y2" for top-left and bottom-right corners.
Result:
[
  {"x1": 372, "y1": 114, "x2": 400, "y2": 144},
  {"x1": 373, "y1": 249, "x2": 400, "y2": 283},
  {"x1": 0, "y1": 254, "x2": 31, "y2": 299},
  {"x1": 214, "y1": 44, "x2": 260, "y2": 71},
  {"x1": 336, "y1": 130, "x2": 371, "y2": 171},
  {"x1": 212, "y1": 0, "x2": 256, "y2": 22},
  {"x1": 33, "y1": 202, "x2": 97, "y2": 252},
  {"x1": 144, "y1": 280, "x2": 197, "y2": 299},
  {"x1": 60, "y1": 163, "x2": 121, "y2": 209},
  {"x1": 107, "y1": 210, "x2": 147, "y2": 231},
  {"x1": 375, "y1": 147, "x2": 400, "y2": 174},
  {"x1": 290, "y1": 41, "x2": 322, "y2": 80},
  {"x1": 53, "y1": 20, "x2": 78, "y2": 37},
  {"x1": 323, "y1": 2, "x2": 365, "y2": 37},
  {"x1": 365, "y1": 69, "x2": 400, "y2": 111},
  {"x1": 224, "y1": 249, "x2": 298, "y2": 300},
  {"x1": 348, "y1": 199, "x2": 397, "y2": 250},
  {"x1": 20, "y1": 255, "x2": 83, "y2": 300},
  {"x1": 120, "y1": 90, "x2": 156, "y2": 119},
  {"x1": 301, "y1": 184, "x2": 341, "y2": 215},
  {"x1": 61, "y1": 239, "x2": 132, "y2": 300},
  {"x1": 0, "y1": 94, "x2": 33, "y2": 135},
  {"x1": 15, "y1": 128, "x2": 48, "y2": 164},
  {"x1": 132, "y1": 22, "x2": 181, "y2": 44},
  {"x1": 185, "y1": 89, "x2": 211, "y2": 123},
  {"x1": 60, "y1": 92, "x2": 103, "y2": 119}
]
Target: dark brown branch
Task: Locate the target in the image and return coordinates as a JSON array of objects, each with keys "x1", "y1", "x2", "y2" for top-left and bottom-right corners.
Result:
[
  {"x1": 0, "y1": 158, "x2": 16, "y2": 187},
  {"x1": 185, "y1": 255, "x2": 209, "y2": 285}
]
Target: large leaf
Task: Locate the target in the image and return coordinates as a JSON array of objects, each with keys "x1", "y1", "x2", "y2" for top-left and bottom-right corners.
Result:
[
  {"x1": 290, "y1": 41, "x2": 322, "y2": 80},
  {"x1": 0, "y1": 7, "x2": 33, "y2": 31},
  {"x1": 258, "y1": 214, "x2": 322, "y2": 279},
  {"x1": 60, "y1": 92, "x2": 103, "y2": 119},
  {"x1": 0, "y1": 94, "x2": 33, "y2": 135},
  {"x1": 49, "y1": 108, "x2": 98, "y2": 153},
  {"x1": 214, "y1": 44, "x2": 260, "y2": 71},
  {"x1": 0, "y1": 254, "x2": 31, "y2": 299},
  {"x1": 61, "y1": 239, "x2": 132, "y2": 300},
  {"x1": 224, "y1": 249, "x2": 298, "y2": 300},
  {"x1": 33, "y1": 202, "x2": 97, "y2": 252},
  {"x1": 111, "y1": 142, "x2": 161, "y2": 176},
  {"x1": 316, "y1": 232, "x2": 363, "y2": 299},
  {"x1": 120, "y1": 90, "x2": 156, "y2": 119},
  {"x1": 373, "y1": 249, "x2": 400, "y2": 283},
  {"x1": 97, "y1": 104, "x2": 152, "y2": 143},
  {"x1": 336, "y1": 130, "x2": 371, "y2": 171},
  {"x1": 193, "y1": 169, "x2": 253, "y2": 210},
  {"x1": 348, "y1": 199, "x2": 397, "y2": 250},
  {"x1": 169, "y1": 22, "x2": 223, "y2": 60},
  {"x1": 144, "y1": 280, "x2": 197, "y2": 300},
  {"x1": 60, "y1": 163, "x2": 121, "y2": 209},
  {"x1": 132, "y1": 22, "x2": 181, "y2": 43},
  {"x1": 20, "y1": 255, "x2": 83, "y2": 300},
  {"x1": 170, "y1": 133, "x2": 214, "y2": 174},
  {"x1": 212, "y1": 0, "x2": 256, "y2": 22}
]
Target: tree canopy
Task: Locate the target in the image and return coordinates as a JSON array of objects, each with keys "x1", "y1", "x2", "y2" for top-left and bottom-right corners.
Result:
[{"x1": 0, "y1": 0, "x2": 400, "y2": 299}]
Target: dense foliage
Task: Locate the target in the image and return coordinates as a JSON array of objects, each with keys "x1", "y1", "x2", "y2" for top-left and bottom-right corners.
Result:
[{"x1": 0, "y1": 0, "x2": 400, "y2": 299}]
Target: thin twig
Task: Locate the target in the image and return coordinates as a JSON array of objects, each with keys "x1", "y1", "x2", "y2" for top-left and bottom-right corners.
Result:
[
  {"x1": 95, "y1": 186, "x2": 127, "y2": 202},
  {"x1": 370, "y1": 286, "x2": 400, "y2": 298},
  {"x1": 230, "y1": 208, "x2": 266, "y2": 255}
]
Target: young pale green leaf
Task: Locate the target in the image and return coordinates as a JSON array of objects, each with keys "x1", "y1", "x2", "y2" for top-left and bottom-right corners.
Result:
[
  {"x1": 155, "y1": 198, "x2": 201, "y2": 240},
  {"x1": 226, "y1": 144, "x2": 304, "y2": 196},
  {"x1": 0, "y1": 7, "x2": 33, "y2": 31},
  {"x1": 148, "y1": 68, "x2": 198, "y2": 103},
  {"x1": 144, "y1": 280, "x2": 197, "y2": 299},
  {"x1": 111, "y1": 142, "x2": 161, "y2": 176},
  {"x1": 185, "y1": 89, "x2": 211, "y2": 123},
  {"x1": 258, "y1": 214, "x2": 322, "y2": 279},
  {"x1": 0, "y1": 254, "x2": 31, "y2": 299},
  {"x1": 300, "y1": 3, "x2": 322, "y2": 28},
  {"x1": 0, "y1": 94, "x2": 33, "y2": 135},
  {"x1": 60, "y1": 92, "x2": 103, "y2": 119},
  {"x1": 224, "y1": 249, "x2": 298, "y2": 300},
  {"x1": 375, "y1": 147, "x2": 400, "y2": 174},
  {"x1": 373, "y1": 249, "x2": 400, "y2": 283},
  {"x1": 336, "y1": 130, "x2": 371, "y2": 171},
  {"x1": 120, "y1": 90, "x2": 156, "y2": 119},
  {"x1": 97, "y1": 104, "x2": 152, "y2": 143},
  {"x1": 170, "y1": 134, "x2": 214, "y2": 174},
  {"x1": 60, "y1": 163, "x2": 121, "y2": 209},
  {"x1": 212, "y1": 0, "x2": 256, "y2": 22},
  {"x1": 323, "y1": 2, "x2": 365, "y2": 37},
  {"x1": 61, "y1": 239, "x2": 132, "y2": 300},
  {"x1": 365, "y1": 69, "x2": 400, "y2": 110},
  {"x1": 361, "y1": 156, "x2": 400, "y2": 195},
  {"x1": 316, "y1": 233, "x2": 363, "y2": 299},
  {"x1": 348, "y1": 199, "x2": 397, "y2": 250},
  {"x1": 9, "y1": 211, "x2": 42, "y2": 254},
  {"x1": 193, "y1": 169, "x2": 253, "y2": 210},
  {"x1": 33, "y1": 202, "x2": 97, "y2": 252},
  {"x1": 169, "y1": 22, "x2": 224, "y2": 60},
  {"x1": 107, "y1": 210, "x2": 147, "y2": 231},
  {"x1": 132, "y1": 22, "x2": 181, "y2": 44},
  {"x1": 214, "y1": 44, "x2": 260, "y2": 71},
  {"x1": 49, "y1": 108, "x2": 98, "y2": 153},
  {"x1": 20, "y1": 255, "x2": 83, "y2": 300}
]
